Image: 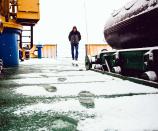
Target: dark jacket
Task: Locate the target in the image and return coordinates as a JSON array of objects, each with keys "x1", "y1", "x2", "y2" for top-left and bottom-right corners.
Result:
[{"x1": 68, "y1": 31, "x2": 81, "y2": 44}]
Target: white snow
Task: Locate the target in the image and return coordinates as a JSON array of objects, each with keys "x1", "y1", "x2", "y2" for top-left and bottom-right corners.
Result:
[
  {"x1": 13, "y1": 58, "x2": 158, "y2": 130},
  {"x1": 15, "y1": 81, "x2": 158, "y2": 97},
  {"x1": 14, "y1": 94, "x2": 158, "y2": 130},
  {"x1": 77, "y1": 94, "x2": 158, "y2": 131}
]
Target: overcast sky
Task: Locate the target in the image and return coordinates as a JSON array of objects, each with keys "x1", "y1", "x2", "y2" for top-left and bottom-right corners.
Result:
[{"x1": 33, "y1": 0, "x2": 130, "y2": 57}]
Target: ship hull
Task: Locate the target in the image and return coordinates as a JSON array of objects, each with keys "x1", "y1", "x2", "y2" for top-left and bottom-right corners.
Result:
[{"x1": 104, "y1": 4, "x2": 158, "y2": 49}]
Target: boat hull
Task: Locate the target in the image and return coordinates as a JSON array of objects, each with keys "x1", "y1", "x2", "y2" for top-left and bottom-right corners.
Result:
[{"x1": 104, "y1": 0, "x2": 158, "y2": 49}]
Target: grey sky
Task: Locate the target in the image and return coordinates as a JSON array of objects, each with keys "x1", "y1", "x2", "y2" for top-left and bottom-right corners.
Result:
[{"x1": 33, "y1": 0, "x2": 130, "y2": 57}]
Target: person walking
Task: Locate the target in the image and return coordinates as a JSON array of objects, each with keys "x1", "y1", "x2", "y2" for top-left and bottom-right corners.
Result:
[{"x1": 68, "y1": 26, "x2": 81, "y2": 66}]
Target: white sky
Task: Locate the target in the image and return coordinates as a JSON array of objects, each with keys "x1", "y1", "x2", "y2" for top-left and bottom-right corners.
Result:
[{"x1": 33, "y1": 0, "x2": 130, "y2": 57}]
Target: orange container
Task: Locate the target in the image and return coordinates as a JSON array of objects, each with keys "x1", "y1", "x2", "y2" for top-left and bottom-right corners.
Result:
[
  {"x1": 30, "y1": 44, "x2": 57, "y2": 59},
  {"x1": 42, "y1": 44, "x2": 57, "y2": 59},
  {"x1": 85, "y1": 44, "x2": 111, "y2": 56}
]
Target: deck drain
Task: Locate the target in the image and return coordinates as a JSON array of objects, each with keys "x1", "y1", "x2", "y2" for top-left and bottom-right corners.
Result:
[
  {"x1": 78, "y1": 91, "x2": 95, "y2": 108},
  {"x1": 44, "y1": 86, "x2": 57, "y2": 92},
  {"x1": 57, "y1": 77, "x2": 67, "y2": 82}
]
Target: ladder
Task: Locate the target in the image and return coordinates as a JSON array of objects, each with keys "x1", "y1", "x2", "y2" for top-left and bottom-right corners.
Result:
[{"x1": 19, "y1": 25, "x2": 34, "y2": 49}]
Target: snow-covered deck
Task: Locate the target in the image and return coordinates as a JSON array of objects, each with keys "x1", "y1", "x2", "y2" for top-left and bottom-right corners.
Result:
[{"x1": 0, "y1": 58, "x2": 158, "y2": 130}]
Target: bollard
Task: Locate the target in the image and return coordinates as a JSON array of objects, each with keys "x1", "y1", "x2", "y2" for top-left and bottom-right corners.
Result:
[
  {"x1": 0, "y1": 24, "x2": 22, "y2": 67},
  {"x1": 36, "y1": 45, "x2": 43, "y2": 59}
]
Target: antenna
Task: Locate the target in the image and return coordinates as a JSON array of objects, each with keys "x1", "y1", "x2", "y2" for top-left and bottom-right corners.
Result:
[{"x1": 83, "y1": 0, "x2": 88, "y2": 43}]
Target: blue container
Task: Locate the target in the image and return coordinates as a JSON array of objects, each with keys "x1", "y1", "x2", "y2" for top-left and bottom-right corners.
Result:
[
  {"x1": 0, "y1": 28, "x2": 20, "y2": 67},
  {"x1": 36, "y1": 45, "x2": 43, "y2": 59}
]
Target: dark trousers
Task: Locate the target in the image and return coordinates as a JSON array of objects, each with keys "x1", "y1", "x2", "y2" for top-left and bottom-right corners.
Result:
[{"x1": 71, "y1": 43, "x2": 79, "y2": 60}]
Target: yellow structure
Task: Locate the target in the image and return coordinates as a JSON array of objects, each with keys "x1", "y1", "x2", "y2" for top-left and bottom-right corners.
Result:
[
  {"x1": 30, "y1": 45, "x2": 37, "y2": 58},
  {"x1": 16, "y1": 0, "x2": 40, "y2": 25},
  {"x1": 0, "y1": 0, "x2": 40, "y2": 25},
  {"x1": 0, "y1": 0, "x2": 40, "y2": 66},
  {"x1": 3, "y1": 21, "x2": 23, "y2": 30}
]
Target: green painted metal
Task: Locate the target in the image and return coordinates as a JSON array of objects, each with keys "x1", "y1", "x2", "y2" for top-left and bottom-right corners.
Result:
[
  {"x1": 86, "y1": 47, "x2": 158, "y2": 82},
  {"x1": 120, "y1": 51, "x2": 147, "y2": 71}
]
